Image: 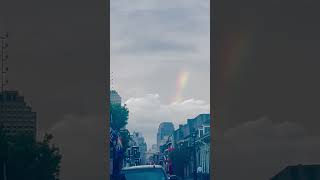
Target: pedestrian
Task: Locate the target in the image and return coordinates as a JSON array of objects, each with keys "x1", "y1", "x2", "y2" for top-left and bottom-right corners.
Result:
[{"x1": 197, "y1": 166, "x2": 203, "y2": 180}]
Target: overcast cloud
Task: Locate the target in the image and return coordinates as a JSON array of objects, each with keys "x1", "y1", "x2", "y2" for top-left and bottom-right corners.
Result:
[{"x1": 111, "y1": 0, "x2": 210, "y2": 148}]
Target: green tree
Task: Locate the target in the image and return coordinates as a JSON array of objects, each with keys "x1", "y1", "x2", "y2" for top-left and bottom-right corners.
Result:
[
  {"x1": 110, "y1": 104, "x2": 129, "y2": 131},
  {"x1": 0, "y1": 130, "x2": 62, "y2": 180},
  {"x1": 119, "y1": 129, "x2": 131, "y2": 151}
]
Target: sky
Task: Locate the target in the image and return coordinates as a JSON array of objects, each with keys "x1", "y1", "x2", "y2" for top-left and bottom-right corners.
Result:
[{"x1": 110, "y1": 0, "x2": 210, "y2": 148}]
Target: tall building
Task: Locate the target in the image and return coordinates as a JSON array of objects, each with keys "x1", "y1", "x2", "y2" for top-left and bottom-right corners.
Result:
[
  {"x1": 0, "y1": 91, "x2": 37, "y2": 139},
  {"x1": 157, "y1": 122, "x2": 174, "y2": 151},
  {"x1": 110, "y1": 90, "x2": 121, "y2": 105},
  {"x1": 110, "y1": 90, "x2": 122, "y2": 128}
]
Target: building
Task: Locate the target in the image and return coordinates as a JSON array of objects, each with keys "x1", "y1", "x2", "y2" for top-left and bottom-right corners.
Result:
[
  {"x1": 157, "y1": 122, "x2": 174, "y2": 151},
  {"x1": 110, "y1": 90, "x2": 121, "y2": 105},
  {"x1": 271, "y1": 165, "x2": 320, "y2": 180},
  {"x1": 110, "y1": 90, "x2": 122, "y2": 125},
  {"x1": 172, "y1": 114, "x2": 211, "y2": 179},
  {"x1": 160, "y1": 135, "x2": 174, "y2": 175},
  {"x1": 173, "y1": 114, "x2": 210, "y2": 145},
  {"x1": 0, "y1": 91, "x2": 37, "y2": 140},
  {"x1": 151, "y1": 144, "x2": 158, "y2": 152},
  {"x1": 195, "y1": 123, "x2": 210, "y2": 176},
  {"x1": 130, "y1": 132, "x2": 148, "y2": 165},
  {"x1": 127, "y1": 146, "x2": 141, "y2": 166}
]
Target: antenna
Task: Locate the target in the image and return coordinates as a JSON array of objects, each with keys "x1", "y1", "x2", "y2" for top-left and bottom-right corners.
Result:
[
  {"x1": 0, "y1": 32, "x2": 9, "y2": 92},
  {"x1": 111, "y1": 71, "x2": 114, "y2": 90}
]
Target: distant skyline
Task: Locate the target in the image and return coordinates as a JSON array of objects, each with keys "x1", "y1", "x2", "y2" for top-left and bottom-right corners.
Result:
[{"x1": 111, "y1": 0, "x2": 210, "y2": 148}]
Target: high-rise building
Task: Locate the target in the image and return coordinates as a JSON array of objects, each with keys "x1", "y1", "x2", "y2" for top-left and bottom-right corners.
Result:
[
  {"x1": 110, "y1": 90, "x2": 121, "y2": 105},
  {"x1": 0, "y1": 91, "x2": 37, "y2": 139},
  {"x1": 157, "y1": 122, "x2": 174, "y2": 151}
]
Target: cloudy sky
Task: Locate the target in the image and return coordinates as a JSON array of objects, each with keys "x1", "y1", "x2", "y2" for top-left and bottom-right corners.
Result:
[{"x1": 110, "y1": 0, "x2": 210, "y2": 148}]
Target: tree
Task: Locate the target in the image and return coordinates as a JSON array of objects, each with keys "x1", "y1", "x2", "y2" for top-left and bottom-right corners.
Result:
[
  {"x1": 110, "y1": 104, "x2": 131, "y2": 179},
  {"x1": 0, "y1": 130, "x2": 62, "y2": 180},
  {"x1": 119, "y1": 129, "x2": 131, "y2": 151},
  {"x1": 110, "y1": 104, "x2": 129, "y2": 131}
]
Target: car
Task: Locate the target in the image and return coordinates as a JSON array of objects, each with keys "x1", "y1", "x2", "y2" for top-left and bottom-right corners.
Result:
[{"x1": 120, "y1": 165, "x2": 177, "y2": 180}]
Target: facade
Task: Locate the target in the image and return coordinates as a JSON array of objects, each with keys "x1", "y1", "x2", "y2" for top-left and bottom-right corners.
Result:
[
  {"x1": 110, "y1": 90, "x2": 121, "y2": 105},
  {"x1": 157, "y1": 122, "x2": 174, "y2": 151},
  {"x1": 0, "y1": 91, "x2": 37, "y2": 140},
  {"x1": 159, "y1": 135, "x2": 174, "y2": 175},
  {"x1": 195, "y1": 124, "x2": 210, "y2": 177},
  {"x1": 151, "y1": 144, "x2": 158, "y2": 152},
  {"x1": 130, "y1": 132, "x2": 147, "y2": 165},
  {"x1": 172, "y1": 113, "x2": 211, "y2": 179},
  {"x1": 173, "y1": 114, "x2": 210, "y2": 145},
  {"x1": 271, "y1": 165, "x2": 320, "y2": 180},
  {"x1": 127, "y1": 146, "x2": 141, "y2": 166}
]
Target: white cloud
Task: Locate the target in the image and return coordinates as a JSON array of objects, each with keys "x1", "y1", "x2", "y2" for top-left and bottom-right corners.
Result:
[{"x1": 125, "y1": 94, "x2": 210, "y2": 148}]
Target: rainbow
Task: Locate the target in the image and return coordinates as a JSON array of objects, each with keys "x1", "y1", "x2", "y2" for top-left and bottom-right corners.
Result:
[
  {"x1": 172, "y1": 68, "x2": 190, "y2": 103},
  {"x1": 221, "y1": 30, "x2": 254, "y2": 81}
]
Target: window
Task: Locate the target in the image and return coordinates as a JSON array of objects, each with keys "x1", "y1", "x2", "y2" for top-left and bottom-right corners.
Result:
[
  {"x1": 204, "y1": 127, "x2": 210, "y2": 134},
  {"x1": 199, "y1": 129, "x2": 204, "y2": 137}
]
